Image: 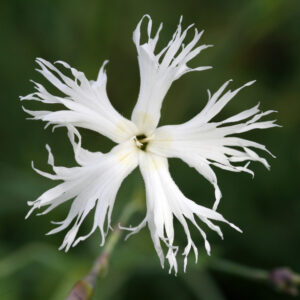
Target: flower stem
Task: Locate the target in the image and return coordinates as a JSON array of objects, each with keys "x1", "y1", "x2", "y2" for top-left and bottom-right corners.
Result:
[
  {"x1": 208, "y1": 258, "x2": 300, "y2": 296},
  {"x1": 65, "y1": 190, "x2": 142, "y2": 300},
  {"x1": 209, "y1": 258, "x2": 268, "y2": 281}
]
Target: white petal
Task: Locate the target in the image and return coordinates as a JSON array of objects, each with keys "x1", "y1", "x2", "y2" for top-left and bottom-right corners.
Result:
[
  {"x1": 131, "y1": 15, "x2": 212, "y2": 133},
  {"x1": 27, "y1": 131, "x2": 138, "y2": 251},
  {"x1": 148, "y1": 80, "x2": 278, "y2": 209},
  {"x1": 67, "y1": 126, "x2": 104, "y2": 166},
  {"x1": 21, "y1": 58, "x2": 138, "y2": 143},
  {"x1": 123, "y1": 152, "x2": 240, "y2": 274}
]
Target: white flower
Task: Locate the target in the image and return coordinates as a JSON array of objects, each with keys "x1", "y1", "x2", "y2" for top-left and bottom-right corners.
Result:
[{"x1": 21, "y1": 15, "x2": 278, "y2": 273}]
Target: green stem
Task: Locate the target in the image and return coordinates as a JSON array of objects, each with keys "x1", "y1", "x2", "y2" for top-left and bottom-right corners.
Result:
[
  {"x1": 208, "y1": 258, "x2": 300, "y2": 296},
  {"x1": 65, "y1": 190, "x2": 142, "y2": 300},
  {"x1": 88, "y1": 200, "x2": 139, "y2": 280},
  {"x1": 209, "y1": 258, "x2": 268, "y2": 281}
]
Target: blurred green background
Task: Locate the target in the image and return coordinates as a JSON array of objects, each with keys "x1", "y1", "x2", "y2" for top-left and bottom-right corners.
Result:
[{"x1": 1, "y1": 0, "x2": 300, "y2": 299}]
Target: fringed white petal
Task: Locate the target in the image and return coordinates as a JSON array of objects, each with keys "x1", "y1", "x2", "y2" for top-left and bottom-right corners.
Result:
[
  {"x1": 27, "y1": 129, "x2": 138, "y2": 251},
  {"x1": 131, "y1": 15, "x2": 212, "y2": 133},
  {"x1": 20, "y1": 58, "x2": 138, "y2": 143},
  {"x1": 21, "y1": 15, "x2": 278, "y2": 274},
  {"x1": 122, "y1": 152, "x2": 240, "y2": 274},
  {"x1": 148, "y1": 80, "x2": 279, "y2": 210}
]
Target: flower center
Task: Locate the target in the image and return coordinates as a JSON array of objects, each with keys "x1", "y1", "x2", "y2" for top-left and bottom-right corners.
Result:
[{"x1": 134, "y1": 134, "x2": 150, "y2": 151}]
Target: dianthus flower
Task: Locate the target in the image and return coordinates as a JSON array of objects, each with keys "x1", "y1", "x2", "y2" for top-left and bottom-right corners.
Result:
[{"x1": 21, "y1": 15, "x2": 277, "y2": 273}]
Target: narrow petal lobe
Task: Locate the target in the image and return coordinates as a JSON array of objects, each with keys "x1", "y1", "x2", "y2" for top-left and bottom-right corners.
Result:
[
  {"x1": 27, "y1": 128, "x2": 138, "y2": 251},
  {"x1": 148, "y1": 80, "x2": 279, "y2": 209},
  {"x1": 131, "y1": 15, "x2": 212, "y2": 133},
  {"x1": 21, "y1": 58, "x2": 138, "y2": 143},
  {"x1": 122, "y1": 152, "x2": 240, "y2": 274}
]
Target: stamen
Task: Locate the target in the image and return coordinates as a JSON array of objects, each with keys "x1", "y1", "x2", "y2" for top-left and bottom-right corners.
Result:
[{"x1": 134, "y1": 134, "x2": 154, "y2": 151}]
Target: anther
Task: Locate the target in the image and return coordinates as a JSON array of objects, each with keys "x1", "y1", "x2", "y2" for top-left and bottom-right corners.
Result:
[{"x1": 135, "y1": 134, "x2": 150, "y2": 151}]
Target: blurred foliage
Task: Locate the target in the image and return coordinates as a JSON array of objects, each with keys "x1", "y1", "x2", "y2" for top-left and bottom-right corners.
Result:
[{"x1": 0, "y1": 0, "x2": 300, "y2": 299}]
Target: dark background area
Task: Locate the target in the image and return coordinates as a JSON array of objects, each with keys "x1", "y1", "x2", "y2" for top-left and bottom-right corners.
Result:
[{"x1": 0, "y1": 0, "x2": 300, "y2": 299}]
